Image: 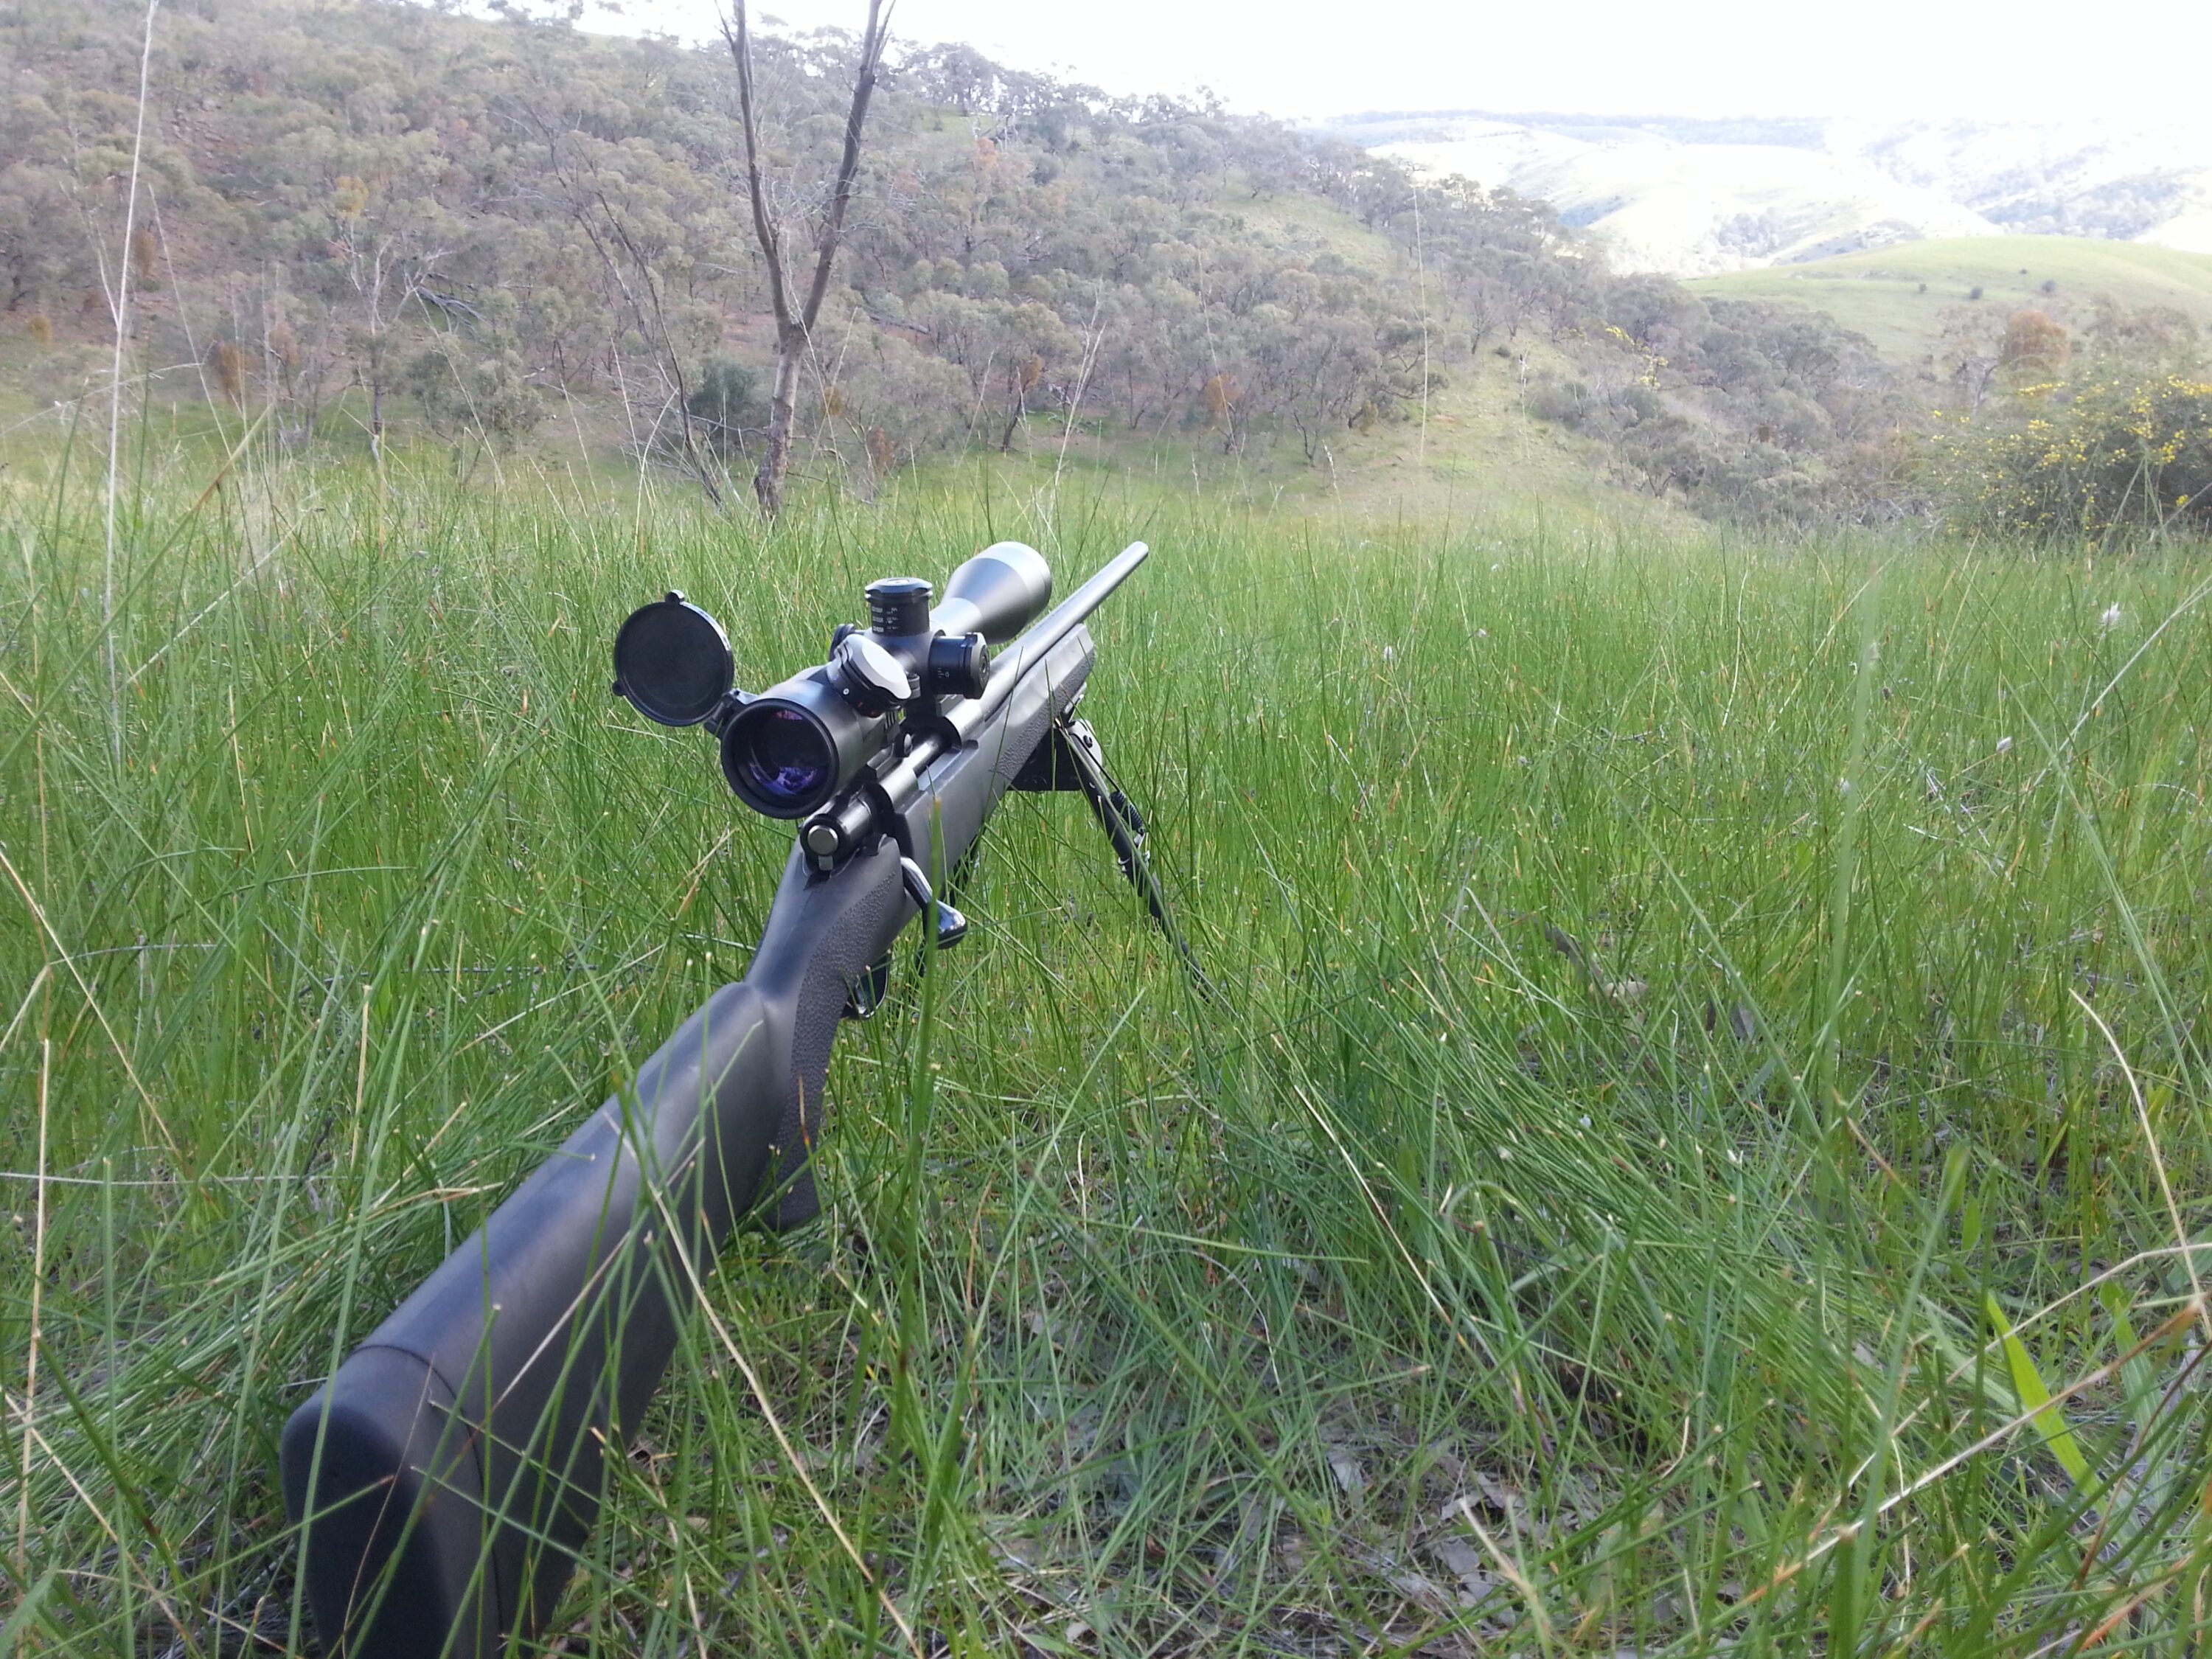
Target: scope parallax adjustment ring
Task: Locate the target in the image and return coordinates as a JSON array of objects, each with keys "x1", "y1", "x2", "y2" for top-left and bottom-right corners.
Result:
[{"x1": 926, "y1": 631, "x2": 991, "y2": 699}]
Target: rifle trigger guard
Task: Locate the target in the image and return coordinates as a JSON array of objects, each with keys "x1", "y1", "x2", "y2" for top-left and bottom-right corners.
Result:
[{"x1": 842, "y1": 953, "x2": 892, "y2": 1020}]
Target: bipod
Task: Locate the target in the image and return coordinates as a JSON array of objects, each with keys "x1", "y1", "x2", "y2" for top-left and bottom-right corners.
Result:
[{"x1": 1014, "y1": 710, "x2": 1217, "y2": 1005}]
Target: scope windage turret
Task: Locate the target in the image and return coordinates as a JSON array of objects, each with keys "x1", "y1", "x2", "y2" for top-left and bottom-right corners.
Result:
[{"x1": 855, "y1": 577, "x2": 990, "y2": 703}]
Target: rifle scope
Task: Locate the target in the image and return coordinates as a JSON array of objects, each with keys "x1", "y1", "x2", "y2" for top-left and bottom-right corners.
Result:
[{"x1": 612, "y1": 541, "x2": 1054, "y2": 820}]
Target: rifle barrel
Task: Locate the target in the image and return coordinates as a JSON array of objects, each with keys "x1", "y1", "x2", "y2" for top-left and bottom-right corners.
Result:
[{"x1": 957, "y1": 540, "x2": 1147, "y2": 736}]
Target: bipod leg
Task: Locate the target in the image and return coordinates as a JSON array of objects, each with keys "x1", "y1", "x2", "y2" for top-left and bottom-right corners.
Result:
[{"x1": 1015, "y1": 714, "x2": 1217, "y2": 1004}]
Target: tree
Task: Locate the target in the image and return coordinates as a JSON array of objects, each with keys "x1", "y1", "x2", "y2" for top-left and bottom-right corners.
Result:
[
  {"x1": 0, "y1": 94, "x2": 88, "y2": 315},
  {"x1": 726, "y1": 0, "x2": 890, "y2": 516},
  {"x1": 1936, "y1": 305, "x2": 2006, "y2": 412},
  {"x1": 309, "y1": 147, "x2": 465, "y2": 462},
  {"x1": 825, "y1": 325, "x2": 971, "y2": 490},
  {"x1": 400, "y1": 335, "x2": 545, "y2": 457},
  {"x1": 2083, "y1": 298, "x2": 2201, "y2": 373}
]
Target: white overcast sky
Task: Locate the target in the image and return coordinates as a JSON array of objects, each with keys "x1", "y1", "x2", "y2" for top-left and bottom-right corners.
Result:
[{"x1": 572, "y1": 0, "x2": 2205, "y2": 127}]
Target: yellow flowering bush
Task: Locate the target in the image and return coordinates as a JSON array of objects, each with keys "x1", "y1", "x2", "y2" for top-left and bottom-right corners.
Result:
[{"x1": 1933, "y1": 374, "x2": 2212, "y2": 539}]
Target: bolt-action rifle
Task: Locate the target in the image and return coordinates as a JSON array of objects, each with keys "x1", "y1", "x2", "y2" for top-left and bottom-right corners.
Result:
[{"x1": 280, "y1": 540, "x2": 1202, "y2": 1658}]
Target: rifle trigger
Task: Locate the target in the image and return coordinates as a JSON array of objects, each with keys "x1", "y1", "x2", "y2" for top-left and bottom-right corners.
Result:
[{"x1": 842, "y1": 953, "x2": 891, "y2": 1020}]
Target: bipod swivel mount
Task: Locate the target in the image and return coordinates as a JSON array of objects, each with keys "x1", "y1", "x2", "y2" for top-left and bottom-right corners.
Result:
[
  {"x1": 1013, "y1": 708, "x2": 1216, "y2": 1004},
  {"x1": 838, "y1": 709, "x2": 1210, "y2": 1020}
]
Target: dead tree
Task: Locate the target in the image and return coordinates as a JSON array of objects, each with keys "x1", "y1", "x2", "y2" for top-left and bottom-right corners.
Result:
[{"x1": 726, "y1": 0, "x2": 890, "y2": 517}]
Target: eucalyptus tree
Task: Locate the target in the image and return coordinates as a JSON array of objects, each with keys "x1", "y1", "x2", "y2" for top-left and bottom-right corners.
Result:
[{"x1": 726, "y1": 0, "x2": 891, "y2": 516}]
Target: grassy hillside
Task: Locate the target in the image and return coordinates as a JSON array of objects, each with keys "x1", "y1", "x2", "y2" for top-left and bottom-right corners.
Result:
[
  {"x1": 0, "y1": 0, "x2": 1941, "y2": 528},
  {"x1": 0, "y1": 296, "x2": 1816, "y2": 543},
  {"x1": 1687, "y1": 235, "x2": 2212, "y2": 363},
  {"x1": 11, "y1": 455, "x2": 2212, "y2": 1654},
  {"x1": 928, "y1": 348, "x2": 1697, "y2": 534}
]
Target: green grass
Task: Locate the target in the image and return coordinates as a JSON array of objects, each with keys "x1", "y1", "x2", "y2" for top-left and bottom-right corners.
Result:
[
  {"x1": 1687, "y1": 235, "x2": 2212, "y2": 364},
  {"x1": 8, "y1": 437, "x2": 2212, "y2": 1656}
]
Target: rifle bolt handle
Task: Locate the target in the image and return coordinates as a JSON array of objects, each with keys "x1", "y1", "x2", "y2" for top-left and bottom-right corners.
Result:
[{"x1": 898, "y1": 856, "x2": 933, "y2": 911}]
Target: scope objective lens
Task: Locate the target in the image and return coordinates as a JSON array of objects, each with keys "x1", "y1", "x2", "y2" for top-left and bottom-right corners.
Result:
[{"x1": 723, "y1": 704, "x2": 835, "y2": 815}]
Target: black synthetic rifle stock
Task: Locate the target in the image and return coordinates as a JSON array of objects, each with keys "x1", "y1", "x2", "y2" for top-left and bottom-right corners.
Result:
[{"x1": 282, "y1": 541, "x2": 1178, "y2": 1658}]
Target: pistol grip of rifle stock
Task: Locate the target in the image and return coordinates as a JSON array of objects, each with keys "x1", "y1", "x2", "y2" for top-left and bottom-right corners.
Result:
[{"x1": 281, "y1": 844, "x2": 911, "y2": 1659}]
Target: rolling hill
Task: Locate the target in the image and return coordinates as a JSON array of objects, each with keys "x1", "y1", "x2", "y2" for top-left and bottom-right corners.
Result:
[
  {"x1": 0, "y1": 0, "x2": 1721, "y2": 529},
  {"x1": 1351, "y1": 118, "x2": 1994, "y2": 276},
  {"x1": 1315, "y1": 111, "x2": 2212, "y2": 278},
  {"x1": 1683, "y1": 237, "x2": 2212, "y2": 364}
]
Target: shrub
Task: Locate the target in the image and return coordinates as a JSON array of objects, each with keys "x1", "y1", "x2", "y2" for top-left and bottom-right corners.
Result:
[
  {"x1": 686, "y1": 357, "x2": 765, "y2": 455},
  {"x1": 400, "y1": 344, "x2": 544, "y2": 453},
  {"x1": 1524, "y1": 375, "x2": 1592, "y2": 428},
  {"x1": 826, "y1": 330, "x2": 974, "y2": 481},
  {"x1": 206, "y1": 338, "x2": 246, "y2": 403},
  {"x1": 1934, "y1": 374, "x2": 2212, "y2": 539},
  {"x1": 1998, "y1": 310, "x2": 2070, "y2": 377}
]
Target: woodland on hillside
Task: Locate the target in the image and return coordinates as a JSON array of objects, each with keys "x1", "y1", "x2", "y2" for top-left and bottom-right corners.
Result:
[{"x1": 4, "y1": 0, "x2": 2208, "y2": 530}]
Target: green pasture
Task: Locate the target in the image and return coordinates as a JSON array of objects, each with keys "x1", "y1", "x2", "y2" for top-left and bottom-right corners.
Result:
[
  {"x1": 6, "y1": 447, "x2": 2212, "y2": 1655},
  {"x1": 1688, "y1": 234, "x2": 2212, "y2": 364}
]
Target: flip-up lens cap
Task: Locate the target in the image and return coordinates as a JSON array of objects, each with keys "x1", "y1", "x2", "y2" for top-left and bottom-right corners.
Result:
[{"x1": 612, "y1": 593, "x2": 734, "y2": 726}]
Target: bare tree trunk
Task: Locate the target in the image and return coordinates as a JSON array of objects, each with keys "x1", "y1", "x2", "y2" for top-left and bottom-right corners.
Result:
[
  {"x1": 757, "y1": 321, "x2": 804, "y2": 512},
  {"x1": 727, "y1": 0, "x2": 889, "y2": 518}
]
